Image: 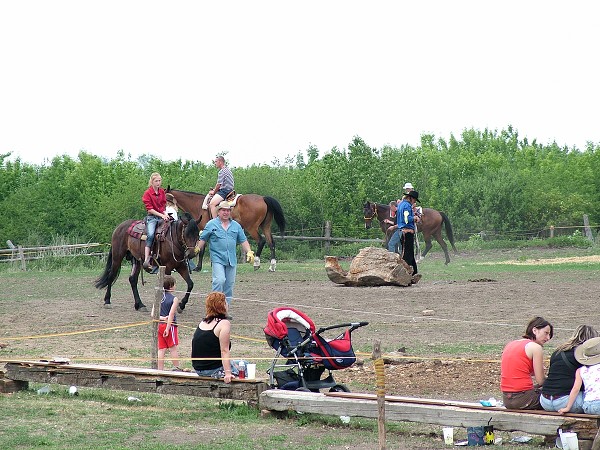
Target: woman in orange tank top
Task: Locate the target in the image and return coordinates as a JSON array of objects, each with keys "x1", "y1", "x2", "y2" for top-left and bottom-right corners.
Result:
[{"x1": 500, "y1": 316, "x2": 553, "y2": 410}]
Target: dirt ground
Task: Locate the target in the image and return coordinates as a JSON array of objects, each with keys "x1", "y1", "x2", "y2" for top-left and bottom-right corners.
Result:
[
  {"x1": 3, "y1": 248, "x2": 600, "y2": 399},
  {"x1": 2, "y1": 247, "x2": 600, "y2": 448}
]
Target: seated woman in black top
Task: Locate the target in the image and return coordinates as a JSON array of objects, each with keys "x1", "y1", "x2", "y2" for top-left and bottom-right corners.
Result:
[
  {"x1": 191, "y1": 292, "x2": 245, "y2": 383},
  {"x1": 540, "y1": 325, "x2": 598, "y2": 412}
]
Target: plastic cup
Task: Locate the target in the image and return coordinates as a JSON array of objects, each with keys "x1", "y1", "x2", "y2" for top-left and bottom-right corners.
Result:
[
  {"x1": 560, "y1": 432, "x2": 579, "y2": 450},
  {"x1": 246, "y1": 363, "x2": 256, "y2": 379},
  {"x1": 442, "y1": 427, "x2": 453, "y2": 445}
]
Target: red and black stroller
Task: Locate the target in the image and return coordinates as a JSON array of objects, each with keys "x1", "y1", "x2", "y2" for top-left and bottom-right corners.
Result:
[{"x1": 263, "y1": 307, "x2": 368, "y2": 392}]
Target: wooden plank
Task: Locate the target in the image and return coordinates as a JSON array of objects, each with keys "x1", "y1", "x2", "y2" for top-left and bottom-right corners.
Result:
[
  {"x1": 4, "y1": 361, "x2": 268, "y2": 402},
  {"x1": 327, "y1": 392, "x2": 600, "y2": 419},
  {"x1": 259, "y1": 390, "x2": 600, "y2": 439}
]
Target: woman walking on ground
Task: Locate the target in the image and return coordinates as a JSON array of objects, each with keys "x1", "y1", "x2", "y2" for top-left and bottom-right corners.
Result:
[
  {"x1": 541, "y1": 325, "x2": 598, "y2": 413},
  {"x1": 500, "y1": 316, "x2": 553, "y2": 410}
]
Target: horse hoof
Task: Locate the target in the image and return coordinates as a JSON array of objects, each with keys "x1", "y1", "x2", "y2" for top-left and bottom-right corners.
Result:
[
  {"x1": 138, "y1": 306, "x2": 148, "y2": 312},
  {"x1": 268, "y1": 267, "x2": 275, "y2": 272},
  {"x1": 192, "y1": 267, "x2": 202, "y2": 272},
  {"x1": 253, "y1": 266, "x2": 260, "y2": 271},
  {"x1": 103, "y1": 304, "x2": 112, "y2": 309},
  {"x1": 177, "y1": 307, "x2": 184, "y2": 314}
]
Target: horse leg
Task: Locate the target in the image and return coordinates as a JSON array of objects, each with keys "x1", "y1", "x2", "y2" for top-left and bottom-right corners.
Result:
[
  {"x1": 193, "y1": 246, "x2": 205, "y2": 272},
  {"x1": 434, "y1": 231, "x2": 451, "y2": 265},
  {"x1": 128, "y1": 260, "x2": 147, "y2": 311},
  {"x1": 175, "y1": 264, "x2": 194, "y2": 313},
  {"x1": 254, "y1": 235, "x2": 266, "y2": 271},
  {"x1": 421, "y1": 234, "x2": 433, "y2": 258},
  {"x1": 262, "y1": 229, "x2": 277, "y2": 272}
]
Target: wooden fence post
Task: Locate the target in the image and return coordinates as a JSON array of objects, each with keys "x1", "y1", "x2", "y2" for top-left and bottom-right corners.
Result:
[
  {"x1": 324, "y1": 221, "x2": 331, "y2": 254},
  {"x1": 151, "y1": 267, "x2": 166, "y2": 370},
  {"x1": 550, "y1": 225, "x2": 555, "y2": 239},
  {"x1": 17, "y1": 245, "x2": 26, "y2": 271},
  {"x1": 583, "y1": 215, "x2": 594, "y2": 242},
  {"x1": 372, "y1": 339, "x2": 386, "y2": 450}
]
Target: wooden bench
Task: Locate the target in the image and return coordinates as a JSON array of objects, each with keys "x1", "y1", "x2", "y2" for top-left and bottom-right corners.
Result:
[
  {"x1": 260, "y1": 390, "x2": 600, "y2": 449},
  {"x1": 2, "y1": 360, "x2": 269, "y2": 403}
]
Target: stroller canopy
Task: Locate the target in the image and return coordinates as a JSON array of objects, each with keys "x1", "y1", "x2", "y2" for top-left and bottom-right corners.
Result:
[{"x1": 264, "y1": 307, "x2": 315, "y2": 340}]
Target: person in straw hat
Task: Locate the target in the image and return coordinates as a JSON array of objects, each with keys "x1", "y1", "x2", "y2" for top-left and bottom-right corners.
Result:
[
  {"x1": 559, "y1": 336, "x2": 600, "y2": 414},
  {"x1": 195, "y1": 201, "x2": 254, "y2": 306}
]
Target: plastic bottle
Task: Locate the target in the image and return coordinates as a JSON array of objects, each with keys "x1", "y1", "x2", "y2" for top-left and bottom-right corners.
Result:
[{"x1": 238, "y1": 361, "x2": 246, "y2": 379}]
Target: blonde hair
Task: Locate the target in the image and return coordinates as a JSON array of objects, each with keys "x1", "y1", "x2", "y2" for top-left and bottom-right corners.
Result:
[
  {"x1": 556, "y1": 325, "x2": 599, "y2": 352},
  {"x1": 148, "y1": 172, "x2": 162, "y2": 187}
]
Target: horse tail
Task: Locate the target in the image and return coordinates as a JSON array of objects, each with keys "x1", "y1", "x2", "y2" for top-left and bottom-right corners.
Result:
[
  {"x1": 263, "y1": 196, "x2": 286, "y2": 236},
  {"x1": 94, "y1": 247, "x2": 120, "y2": 289},
  {"x1": 440, "y1": 211, "x2": 458, "y2": 252}
]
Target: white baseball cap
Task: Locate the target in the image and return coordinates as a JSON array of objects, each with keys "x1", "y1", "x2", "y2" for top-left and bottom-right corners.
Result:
[{"x1": 403, "y1": 182, "x2": 414, "y2": 190}]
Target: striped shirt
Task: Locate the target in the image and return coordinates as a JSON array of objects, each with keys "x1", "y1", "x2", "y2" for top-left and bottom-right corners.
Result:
[{"x1": 217, "y1": 166, "x2": 234, "y2": 191}]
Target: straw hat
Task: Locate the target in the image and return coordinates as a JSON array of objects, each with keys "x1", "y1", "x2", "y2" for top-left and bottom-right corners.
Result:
[
  {"x1": 217, "y1": 201, "x2": 231, "y2": 211},
  {"x1": 575, "y1": 337, "x2": 600, "y2": 365}
]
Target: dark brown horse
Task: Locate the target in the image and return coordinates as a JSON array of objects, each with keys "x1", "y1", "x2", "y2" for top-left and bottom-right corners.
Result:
[
  {"x1": 363, "y1": 201, "x2": 457, "y2": 264},
  {"x1": 95, "y1": 212, "x2": 200, "y2": 311},
  {"x1": 166, "y1": 187, "x2": 286, "y2": 272}
]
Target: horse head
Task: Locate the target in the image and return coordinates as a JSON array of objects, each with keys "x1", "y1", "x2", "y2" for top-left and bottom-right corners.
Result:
[
  {"x1": 363, "y1": 201, "x2": 376, "y2": 229},
  {"x1": 179, "y1": 212, "x2": 201, "y2": 259}
]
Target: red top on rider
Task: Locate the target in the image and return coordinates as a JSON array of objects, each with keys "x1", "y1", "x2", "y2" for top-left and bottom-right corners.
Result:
[{"x1": 142, "y1": 186, "x2": 167, "y2": 214}]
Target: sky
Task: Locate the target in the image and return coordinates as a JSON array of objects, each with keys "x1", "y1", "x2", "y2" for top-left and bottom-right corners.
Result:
[{"x1": 1, "y1": 1, "x2": 599, "y2": 168}]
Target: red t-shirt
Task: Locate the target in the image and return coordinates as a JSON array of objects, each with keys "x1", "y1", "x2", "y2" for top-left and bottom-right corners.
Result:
[
  {"x1": 500, "y1": 339, "x2": 534, "y2": 392},
  {"x1": 142, "y1": 187, "x2": 166, "y2": 214}
]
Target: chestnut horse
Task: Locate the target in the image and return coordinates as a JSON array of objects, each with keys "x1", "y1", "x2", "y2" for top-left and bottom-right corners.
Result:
[
  {"x1": 363, "y1": 201, "x2": 457, "y2": 264},
  {"x1": 166, "y1": 187, "x2": 286, "y2": 272},
  {"x1": 95, "y1": 212, "x2": 200, "y2": 311}
]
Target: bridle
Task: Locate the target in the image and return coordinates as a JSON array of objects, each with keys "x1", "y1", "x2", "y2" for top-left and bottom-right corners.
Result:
[
  {"x1": 167, "y1": 220, "x2": 196, "y2": 263},
  {"x1": 363, "y1": 202, "x2": 377, "y2": 221}
]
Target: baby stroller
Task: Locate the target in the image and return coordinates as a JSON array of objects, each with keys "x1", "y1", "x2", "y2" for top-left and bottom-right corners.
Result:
[{"x1": 263, "y1": 307, "x2": 368, "y2": 392}]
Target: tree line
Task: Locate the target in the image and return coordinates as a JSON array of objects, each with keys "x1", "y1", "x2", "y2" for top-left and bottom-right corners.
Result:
[{"x1": 2, "y1": 126, "x2": 599, "y2": 249}]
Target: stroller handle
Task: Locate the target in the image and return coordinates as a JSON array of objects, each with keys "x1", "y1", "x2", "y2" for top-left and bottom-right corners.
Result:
[{"x1": 316, "y1": 321, "x2": 369, "y2": 335}]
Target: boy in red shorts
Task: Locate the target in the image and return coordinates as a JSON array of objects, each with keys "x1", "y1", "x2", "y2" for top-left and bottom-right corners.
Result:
[{"x1": 152, "y1": 275, "x2": 182, "y2": 371}]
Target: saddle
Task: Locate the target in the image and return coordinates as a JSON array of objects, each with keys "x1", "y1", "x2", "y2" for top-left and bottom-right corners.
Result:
[
  {"x1": 127, "y1": 219, "x2": 171, "y2": 265},
  {"x1": 127, "y1": 219, "x2": 170, "y2": 242},
  {"x1": 202, "y1": 192, "x2": 242, "y2": 218}
]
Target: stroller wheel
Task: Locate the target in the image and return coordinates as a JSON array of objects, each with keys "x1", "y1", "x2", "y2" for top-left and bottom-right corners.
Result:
[{"x1": 329, "y1": 384, "x2": 350, "y2": 393}]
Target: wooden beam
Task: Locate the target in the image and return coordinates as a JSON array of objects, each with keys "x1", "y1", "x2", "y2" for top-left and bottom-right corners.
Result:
[
  {"x1": 4, "y1": 361, "x2": 268, "y2": 403},
  {"x1": 259, "y1": 389, "x2": 600, "y2": 440}
]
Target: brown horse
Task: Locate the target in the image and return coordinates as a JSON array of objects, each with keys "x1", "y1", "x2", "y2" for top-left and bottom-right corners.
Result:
[
  {"x1": 95, "y1": 212, "x2": 200, "y2": 311},
  {"x1": 166, "y1": 187, "x2": 286, "y2": 272},
  {"x1": 363, "y1": 201, "x2": 457, "y2": 264}
]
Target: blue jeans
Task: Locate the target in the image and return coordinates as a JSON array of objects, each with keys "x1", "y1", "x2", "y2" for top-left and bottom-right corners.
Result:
[
  {"x1": 583, "y1": 400, "x2": 600, "y2": 414},
  {"x1": 387, "y1": 230, "x2": 402, "y2": 254},
  {"x1": 212, "y1": 262, "x2": 236, "y2": 305},
  {"x1": 145, "y1": 216, "x2": 159, "y2": 247},
  {"x1": 540, "y1": 392, "x2": 584, "y2": 413},
  {"x1": 195, "y1": 360, "x2": 245, "y2": 378}
]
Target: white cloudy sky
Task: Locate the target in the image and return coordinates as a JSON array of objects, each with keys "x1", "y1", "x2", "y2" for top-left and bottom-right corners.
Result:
[{"x1": 1, "y1": 1, "x2": 598, "y2": 168}]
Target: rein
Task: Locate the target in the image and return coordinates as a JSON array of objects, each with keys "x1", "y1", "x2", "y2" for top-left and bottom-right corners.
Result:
[{"x1": 167, "y1": 221, "x2": 190, "y2": 263}]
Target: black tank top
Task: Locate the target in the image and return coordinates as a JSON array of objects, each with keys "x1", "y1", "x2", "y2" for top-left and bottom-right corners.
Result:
[{"x1": 191, "y1": 319, "x2": 226, "y2": 371}]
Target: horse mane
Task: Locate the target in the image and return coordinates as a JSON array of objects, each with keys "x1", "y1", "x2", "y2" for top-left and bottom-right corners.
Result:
[
  {"x1": 179, "y1": 211, "x2": 200, "y2": 238},
  {"x1": 167, "y1": 186, "x2": 205, "y2": 196}
]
